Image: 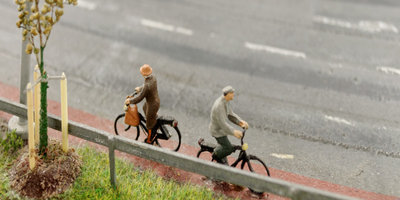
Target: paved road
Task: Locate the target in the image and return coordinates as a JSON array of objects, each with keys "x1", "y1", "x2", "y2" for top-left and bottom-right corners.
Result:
[{"x1": 1, "y1": 0, "x2": 399, "y2": 197}]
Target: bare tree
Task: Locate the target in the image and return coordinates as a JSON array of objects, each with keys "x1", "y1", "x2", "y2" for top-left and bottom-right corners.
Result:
[{"x1": 15, "y1": 0, "x2": 78, "y2": 155}]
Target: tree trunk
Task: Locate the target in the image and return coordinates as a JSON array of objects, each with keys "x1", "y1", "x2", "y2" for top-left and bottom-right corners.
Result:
[{"x1": 39, "y1": 46, "x2": 48, "y2": 155}]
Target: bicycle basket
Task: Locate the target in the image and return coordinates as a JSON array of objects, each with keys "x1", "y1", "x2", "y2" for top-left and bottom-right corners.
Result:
[{"x1": 125, "y1": 104, "x2": 140, "y2": 126}]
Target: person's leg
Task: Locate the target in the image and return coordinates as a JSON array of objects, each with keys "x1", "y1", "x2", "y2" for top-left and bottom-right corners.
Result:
[
  {"x1": 142, "y1": 102, "x2": 148, "y2": 116},
  {"x1": 213, "y1": 136, "x2": 234, "y2": 164},
  {"x1": 145, "y1": 103, "x2": 159, "y2": 144}
]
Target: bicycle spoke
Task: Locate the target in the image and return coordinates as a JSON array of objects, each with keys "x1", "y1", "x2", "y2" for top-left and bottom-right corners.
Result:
[{"x1": 114, "y1": 113, "x2": 140, "y2": 140}]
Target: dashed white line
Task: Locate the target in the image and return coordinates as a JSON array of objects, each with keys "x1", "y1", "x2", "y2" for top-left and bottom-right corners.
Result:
[
  {"x1": 313, "y1": 15, "x2": 399, "y2": 34},
  {"x1": 328, "y1": 63, "x2": 343, "y2": 69},
  {"x1": 245, "y1": 42, "x2": 306, "y2": 59},
  {"x1": 175, "y1": 27, "x2": 193, "y2": 36},
  {"x1": 140, "y1": 19, "x2": 193, "y2": 36},
  {"x1": 77, "y1": 0, "x2": 97, "y2": 11},
  {"x1": 141, "y1": 19, "x2": 174, "y2": 32},
  {"x1": 376, "y1": 66, "x2": 400, "y2": 76},
  {"x1": 324, "y1": 115, "x2": 354, "y2": 126},
  {"x1": 270, "y1": 153, "x2": 294, "y2": 159}
]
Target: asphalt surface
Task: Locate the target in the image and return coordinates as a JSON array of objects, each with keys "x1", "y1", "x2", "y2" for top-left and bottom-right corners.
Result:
[{"x1": 0, "y1": 0, "x2": 399, "y2": 197}]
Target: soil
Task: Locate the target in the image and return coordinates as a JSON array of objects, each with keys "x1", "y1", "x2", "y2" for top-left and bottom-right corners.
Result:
[{"x1": 8, "y1": 140, "x2": 82, "y2": 199}]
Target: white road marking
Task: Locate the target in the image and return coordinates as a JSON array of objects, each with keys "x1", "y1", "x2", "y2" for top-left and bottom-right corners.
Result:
[
  {"x1": 77, "y1": 0, "x2": 97, "y2": 11},
  {"x1": 328, "y1": 63, "x2": 343, "y2": 69},
  {"x1": 141, "y1": 19, "x2": 193, "y2": 36},
  {"x1": 376, "y1": 66, "x2": 400, "y2": 76},
  {"x1": 175, "y1": 27, "x2": 193, "y2": 36},
  {"x1": 314, "y1": 15, "x2": 399, "y2": 34},
  {"x1": 245, "y1": 42, "x2": 307, "y2": 59},
  {"x1": 141, "y1": 19, "x2": 174, "y2": 32},
  {"x1": 324, "y1": 115, "x2": 354, "y2": 126},
  {"x1": 270, "y1": 153, "x2": 294, "y2": 159}
]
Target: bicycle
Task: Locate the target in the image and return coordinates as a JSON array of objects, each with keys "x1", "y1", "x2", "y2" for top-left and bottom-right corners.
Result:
[
  {"x1": 197, "y1": 129, "x2": 270, "y2": 194},
  {"x1": 114, "y1": 92, "x2": 182, "y2": 151}
]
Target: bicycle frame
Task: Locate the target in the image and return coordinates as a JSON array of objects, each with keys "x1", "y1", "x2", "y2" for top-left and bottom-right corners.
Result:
[
  {"x1": 115, "y1": 92, "x2": 182, "y2": 151},
  {"x1": 197, "y1": 129, "x2": 270, "y2": 175},
  {"x1": 196, "y1": 129, "x2": 270, "y2": 194}
]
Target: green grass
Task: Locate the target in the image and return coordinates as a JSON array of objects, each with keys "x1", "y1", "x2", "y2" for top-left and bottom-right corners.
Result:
[
  {"x1": 0, "y1": 145, "x2": 232, "y2": 200},
  {"x1": 0, "y1": 150, "x2": 19, "y2": 199}
]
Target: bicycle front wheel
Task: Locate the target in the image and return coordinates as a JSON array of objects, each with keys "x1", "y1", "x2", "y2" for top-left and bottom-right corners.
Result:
[
  {"x1": 154, "y1": 124, "x2": 181, "y2": 151},
  {"x1": 241, "y1": 155, "x2": 270, "y2": 194},
  {"x1": 114, "y1": 113, "x2": 140, "y2": 140}
]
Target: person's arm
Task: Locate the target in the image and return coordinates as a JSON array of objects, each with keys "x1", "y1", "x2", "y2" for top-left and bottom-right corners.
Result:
[
  {"x1": 227, "y1": 104, "x2": 248, "y2": 129},
  {"x1": 227, "y1": 103, "x2": 242, "y2": 126},
  {"x1": 130, "y1": 84, "x2": 147, "y2": 104},
  {"x1": 214, "y1": 103, "x2": 235, "y2": 136},
  {"x1": 135, "y1": 85, "x2": 144, "y2": 93}
]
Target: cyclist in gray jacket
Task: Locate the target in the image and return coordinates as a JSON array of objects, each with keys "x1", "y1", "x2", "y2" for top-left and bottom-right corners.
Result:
[{"x1": 210, "y1": 86, "x2": 248, "y2": 164}]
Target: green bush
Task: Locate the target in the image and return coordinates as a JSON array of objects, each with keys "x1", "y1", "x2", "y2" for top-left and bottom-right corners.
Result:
[{"x1": 0, "y1": 130, "x2": 23, "y2": 155}]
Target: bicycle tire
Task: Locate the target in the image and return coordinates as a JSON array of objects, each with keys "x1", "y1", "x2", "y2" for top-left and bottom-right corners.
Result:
[
  {"x1": 114, "y1": 113, "x2": 140, "y2": 140},
  {"x1": 197, "y1": 149, "x2": 216, "y2": 159},
  {"x1": 241, "y1": 155, "x2": 270, "y2": 194},
  {"x1": 196, "y1": 150, "x2": 207, "y2": 158},
  {"x1": 154, "y1": 125, "x2": 182, "y2": 151}
]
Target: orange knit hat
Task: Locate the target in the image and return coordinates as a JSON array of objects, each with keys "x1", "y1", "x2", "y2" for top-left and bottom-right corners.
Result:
[{"x1": 140, "y1": 64, "x2": 152, "y2": 76}]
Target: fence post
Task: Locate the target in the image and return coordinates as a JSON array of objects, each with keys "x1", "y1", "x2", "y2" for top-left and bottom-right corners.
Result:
[
  {"x1": 26, "y1": 83, "x2": 35, "y2": 170},
  {"x1": 33, "y1": 66, "x2": 40, "y2": 145},
  {"x1": 108, "y1": 135, "x2": 117, "y2": 188},
  {"x1": 60, "y1": 73, "x2": 68, "y2": 152},
  {"x1": 8, "y1": 1, "x2": 32, "y2": 140}
]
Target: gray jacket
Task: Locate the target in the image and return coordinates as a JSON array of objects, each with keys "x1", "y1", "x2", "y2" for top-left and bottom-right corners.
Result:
[{"x1": 209, "y1": 96, "x2": 242, "y2": 138}]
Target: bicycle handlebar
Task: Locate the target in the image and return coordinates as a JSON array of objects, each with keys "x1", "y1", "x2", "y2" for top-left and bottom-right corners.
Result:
[
  {"x1": 241, "y1": 128, "x2": 246, "y2": 145},
  {"x1": 125, "y1": 91, "x2": 138, "y2": 106},
  {"x1": 130, "y1": 91, "x2": 138, "y2": 97}
]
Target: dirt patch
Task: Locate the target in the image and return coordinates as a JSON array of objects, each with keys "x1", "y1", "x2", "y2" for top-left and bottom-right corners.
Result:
[{"x1": 9, "y1": 140, "x2": 82, "y2": 199}]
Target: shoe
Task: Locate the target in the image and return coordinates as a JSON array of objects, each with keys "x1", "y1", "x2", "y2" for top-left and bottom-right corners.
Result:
[
  {"x1": 145, "y1": 129, "x2": 154, "y2": 144},
  {"x1": 212, "y1": 153, "x2": 228, "y2": 165},
  {"x1": 221, "y1": 157, "x2": 228, "y2": 165}
]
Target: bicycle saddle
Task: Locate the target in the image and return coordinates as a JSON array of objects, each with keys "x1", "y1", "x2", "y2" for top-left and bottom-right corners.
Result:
[
  {"x1": 198, "y1": 138, "x2": 217, "y2": 152},
  {"x1": 157, "y1": 115, "x2": 178, "y2": 127}
]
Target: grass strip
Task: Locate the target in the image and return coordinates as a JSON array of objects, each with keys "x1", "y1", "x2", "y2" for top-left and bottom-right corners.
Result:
[{"x1": 1, "y1": 145, "x2": 232, "y2": 200}]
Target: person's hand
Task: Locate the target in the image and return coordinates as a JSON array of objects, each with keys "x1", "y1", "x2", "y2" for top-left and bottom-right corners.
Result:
[
  {"x1": 239, "y1": 120, "x2": 249, "y2": 130},
  {"x1": 124, "y1": 98, "x2": 130, "y2": 105},
  {"x1": 135, "y1": 87, "x2": 141, "y2": 93},
  {"x1": 233, "y1": 130, "x2": 243, "y2": 139}
]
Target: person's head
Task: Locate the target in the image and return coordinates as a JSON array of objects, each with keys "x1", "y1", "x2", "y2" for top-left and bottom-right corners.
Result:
[
  {"x1": 140, "y1": 64, "x2": 152, "y2": 78},
  {"x1": 222, "y1": 85, "x2": 235, "y2": 101}
]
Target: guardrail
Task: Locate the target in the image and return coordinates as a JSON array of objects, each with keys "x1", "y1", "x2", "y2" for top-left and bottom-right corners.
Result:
[{"x1": 0, "y1": 97, "x2": 358, "y2": 200}]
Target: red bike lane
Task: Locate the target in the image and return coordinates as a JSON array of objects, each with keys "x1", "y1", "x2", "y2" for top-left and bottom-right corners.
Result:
[{"x1": 0, "y1": 81, "x2": 398, "y2": 200}]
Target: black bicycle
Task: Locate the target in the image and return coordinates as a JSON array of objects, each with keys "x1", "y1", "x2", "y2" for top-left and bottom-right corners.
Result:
[
  {"x1": 197, "y1": 129, "x2": 270, "y2": 194},
  {"x1": 114, "y1": 92, "x2": 182, "y2": 151}
]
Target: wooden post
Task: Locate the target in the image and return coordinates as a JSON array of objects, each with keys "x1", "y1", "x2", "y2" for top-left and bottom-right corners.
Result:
[
  {"x1": 27, "y1": 83, "x2": 36, "y2": 170},
  {"x1": 33, "y1": 65, "x2": 40, "y2": 145},
  {"x1": 60, "y1": 73, "x2": 68, "y2": 152}
]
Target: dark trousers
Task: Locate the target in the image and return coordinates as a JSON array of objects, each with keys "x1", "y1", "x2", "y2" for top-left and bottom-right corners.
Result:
[{"x1": 213, "y1": 136, "x2": 235, "y2": 160}]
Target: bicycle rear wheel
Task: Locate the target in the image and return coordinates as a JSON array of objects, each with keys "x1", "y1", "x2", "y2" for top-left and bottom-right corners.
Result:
[
  {"x1": 154, "y1": 124, "x2": 181, "y2": 151},
  {"x1": 196, "y1": 149, "x2": 213, "y2": 159},
  {"x1": 241, "y1": 155, "x2": 270, "y2": 194},
  {"x1": 114, "y1": 113, "x2": 140, "y2": 140}
]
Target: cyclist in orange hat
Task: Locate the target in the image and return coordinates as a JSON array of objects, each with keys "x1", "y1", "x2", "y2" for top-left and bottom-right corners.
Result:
[{"x1": 125, "y1": 64, "x2": 160, "y2": 144}]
